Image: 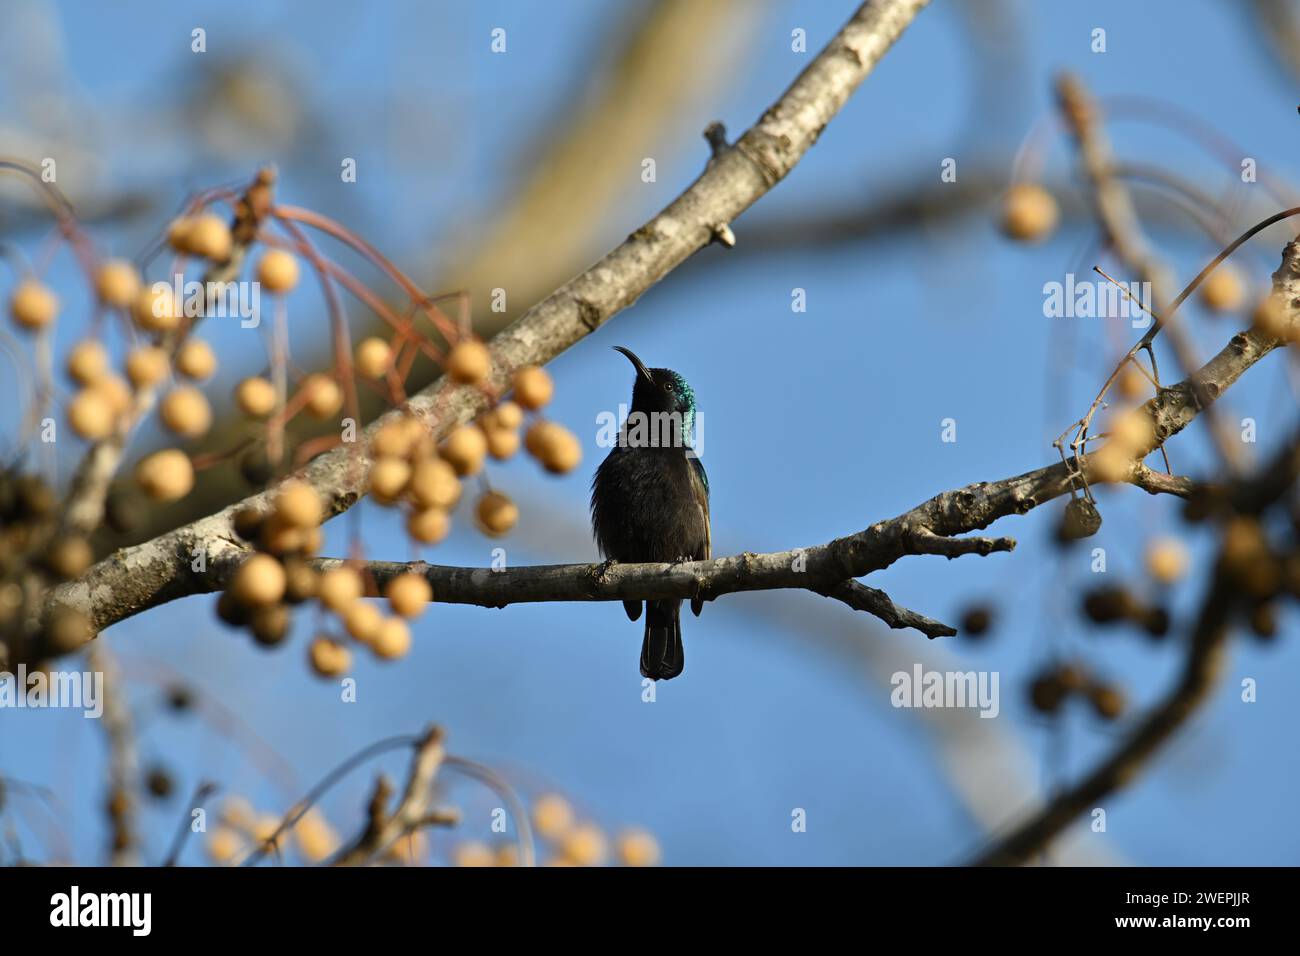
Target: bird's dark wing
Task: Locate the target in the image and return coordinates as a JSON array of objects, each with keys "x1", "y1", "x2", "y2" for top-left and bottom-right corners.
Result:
[
  {"x1": 689, "y1": 456, "x2": 710, "y2": 617},
  {"x1": 689, "y1": 456, "x2": 710, "y2": 560}
]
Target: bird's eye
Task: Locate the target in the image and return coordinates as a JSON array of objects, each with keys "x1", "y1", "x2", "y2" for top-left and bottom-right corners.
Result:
[{"x1": 663, "y1": 381, "x2": 674, "y2": 392}]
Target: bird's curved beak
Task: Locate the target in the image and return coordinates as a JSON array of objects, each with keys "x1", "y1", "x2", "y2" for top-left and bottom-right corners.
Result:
[{"x1": 613, "y1": 346, "x2": 654, "y2": 384}]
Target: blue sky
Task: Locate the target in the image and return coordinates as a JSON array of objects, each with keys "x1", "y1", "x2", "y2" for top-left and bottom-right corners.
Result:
[{"x1": 1, "y1": 0, "x2": 1297, "y2": 865}]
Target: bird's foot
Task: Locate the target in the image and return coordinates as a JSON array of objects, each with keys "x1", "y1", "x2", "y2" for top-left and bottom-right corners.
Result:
[
  {"x1": 594, "y1": 557, "x2": 617, "y2": 583},
  {"x1": 676, "y1": 555, "x2": 708, "y2": 615}
]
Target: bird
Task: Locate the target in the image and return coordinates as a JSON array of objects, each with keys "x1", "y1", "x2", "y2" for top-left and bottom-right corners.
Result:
[{"x1": 591, "y1": 346, "x2": 710, "y2": 681}]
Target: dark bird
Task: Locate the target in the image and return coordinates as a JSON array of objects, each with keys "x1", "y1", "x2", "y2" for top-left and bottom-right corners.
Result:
[{"x1": 591, "y1": 347, "x2": 710, "y2": 681}]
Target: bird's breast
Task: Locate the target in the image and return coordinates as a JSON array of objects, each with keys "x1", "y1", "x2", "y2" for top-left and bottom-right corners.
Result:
[{"x1": 591, "y1": 446, "x2": 708, "y2": 563}]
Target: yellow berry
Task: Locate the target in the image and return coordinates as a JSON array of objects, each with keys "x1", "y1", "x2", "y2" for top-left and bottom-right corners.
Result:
[
  {"x1": 66, "y1": 339, "x2": 110, "y2": 386},
  {"x1": 207, "y1": 828, "x2": 243, "y2": 865},
  {"x1": 1001, "y1": 183, "x2": 1058, "y2": 242},
  {"x1": 187, "y1": 214, "x2": 232, "y2": 261},
  {"x1": 219, "y1": 795, "x2": 255, "y2": 829},
  {"x1": 371, "y1": 416, "x2": 423, "y2": 459},
  {"x1": 260, "y1": 515, "x2": 308, "y2": 557},
  {"x1": 441, "y1": 424, "x2": 487, "y2": 476},
  {"x1": 275, "y1": 480, "x2": 323, "y2": 529},
  {"x1": 447, "y1": 339, "x2": 490, "y2": 385},
  {"x1": 1109, "y1": 409, "x2": 1154, "y2": 452},
  {"x1": 308, "y1": 636, "x2": 352, "y2": 677},
  {"x1": 1088, "y1": 442, "x2": 1133, "y2": 484},
  {"x1": 252, "y1": 813, "x2": 284, "y2": 849},
  {"x1": 159, "y1": 385, "x2": 212, "y2": 437},
  {"x1": 1252, "y1": 295, "x2": 1294, "y2": 341},
  {"x1": 125, "y1": 345, "x2": 170, "y2": 389},
  {"x1": 1146, "y1": 537, "x2": 1188, "y2": 585},
  {"x1": 561, "y1": 823, "x2": 608, "y2": 866},
  {"x1": 354, "y1": 337, "x2": 392, "y2": 379},
  {"x1": 483, "y1": 401, "x2": 523, "y2": 431},
  {"x1": 532, "y1": 793, "x2": 573, "y2": 839},
  {"x1": 135, "y1": 449, "x2": 194, "y2": 501},
  {"x1": 175, "y1": 338, "x2": 217, "y2": 380},
  {"x1": 408, "y1": 457, "x2": 461, "y2": 510},
  {"x1": 524, "y1": 420, "x2": 553, "y2": 457},
  {"x1": 300, "y1": 373, "x2": 342, "y2": 420},
  {"x1": 94, "y1": 259, "x2": 141, "y2": 308},
  {"x1": 46, "y1": 535, "x2": 94, "y2": 578},
  {"x1": 231, "y1": 553, "x2": 286, "y2": 607},
  {"x1": 235, "y1": 376, "x2": 277, "y2": 418},
  {"x1": 385, "y1": 573, "x2": 431, "y2": 618},
  {"x1": 368, "y1": 456, "x2": 411, "y2": 505},
  {"x1": 300, "y1": 526, "x2": 322, "y2": 556},
  {"x1": 341, "y1": 600, "x2": 382, "y2": 644},
  {"x1": 453, "y1": 841, "x2": 495, "y2": 868},
  {"x1": 485, "y1": 427, "x2": 520, "y2": 460},
  {"x1": 406, "y1": 507, "x2": 450, "y2": 545},
  {"x1": 68, "y1": 389, "x2": 115, "y2": 439},
  {"x1": 293, "y1": 811, "x2": 338, "y2": 863},
  {"x1": 133, "y1": 284, "x2": 181, "y2": 332},
  {"x1": 617, "y1": 829, "x2": 661, "y2": 867},
  {"x1": 387, "y1": 830, "x2": 427, "y2": 864},
  {"x1": 1199, "y1": 264, "x2": 1245, "y2": 313},
  {"x1": 526, "y1": 421, "x2": 582, "y2": 474},
  {"x1": 475, "y1": 490, "x2": 518, "y2": 536},
  {"x1": 1115, "y1": 364, "x2": 1147, "y2": 401},
  {"x1": 257, "y1": 249, "x2": 300, "y2": 293},
  {"x1": 512, "y1": 365, "x2": 553, "y2": 410},
  {"x1": 317, "y1": 566, "x2": 363, "y2": 612},
  {"x1": 167, "y1": 216, "x2": 195, "y2": 253},
  {"x1": 10, "y1": 279, "x2": 58, "y2": 331},
  {"x1": 92, "y1": 375, "x2": 133, "y2": 417},
  {"x1": 371, "y1": 616, "x2": 411, "y2": 659}
]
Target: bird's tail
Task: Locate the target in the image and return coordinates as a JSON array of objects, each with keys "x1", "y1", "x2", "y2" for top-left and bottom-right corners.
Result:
[{"x1": 640, "y1": 599, "x2": 684, "y2": 681}]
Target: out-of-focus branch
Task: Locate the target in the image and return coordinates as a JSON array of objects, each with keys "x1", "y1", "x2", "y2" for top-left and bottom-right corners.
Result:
[
  {"x1": 331, "y1": 726, "x2": 450, "y2": 867},
  {"x1": 441, "y1": 0, "x2": 765, "y2": 334},
  {"x1": 1248, "y1": 0, "x2": 1300, "y2": 86},
  {"x1": 972, "y1": 424, "x2": 1300, "y2": 866},
  {"x1": 1056, "y1": 72, "x2": 1242, "y2": 469},
  {"x1": 87, "y1": 643, "x2": 139, "y2": 866}
]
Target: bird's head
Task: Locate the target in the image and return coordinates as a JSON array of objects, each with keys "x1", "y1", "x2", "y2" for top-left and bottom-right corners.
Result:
[{"x1": 614, "y1": 346, "x2": 698, "y2": 437}]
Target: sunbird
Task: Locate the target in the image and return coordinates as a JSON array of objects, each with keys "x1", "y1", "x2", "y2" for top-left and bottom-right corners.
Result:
[{"x1": 591, "y1": 347, "x2": 710, "y2": 680}]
